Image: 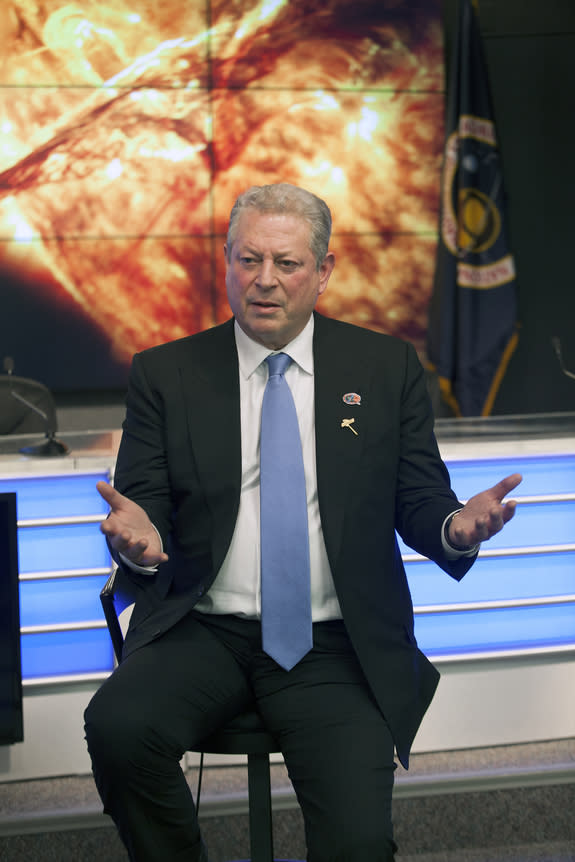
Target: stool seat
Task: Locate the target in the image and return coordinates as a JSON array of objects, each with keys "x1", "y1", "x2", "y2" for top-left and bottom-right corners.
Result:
[
  {"x1": 199, "y1": 709, "x2": 279, "y2": 755},
  {"x1": 193, "y1": 709, "x2": 280, "y2": 862}
]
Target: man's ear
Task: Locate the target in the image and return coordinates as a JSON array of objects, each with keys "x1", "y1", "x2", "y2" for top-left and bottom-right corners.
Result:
[{"x1": 318, "y1": 251, "x2": 336, "y2": 296}]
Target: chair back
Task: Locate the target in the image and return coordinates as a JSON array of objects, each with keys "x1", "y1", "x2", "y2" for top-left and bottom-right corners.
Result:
[{"x1": 100, "y1": 568, "x2": 137, "y2": 663}]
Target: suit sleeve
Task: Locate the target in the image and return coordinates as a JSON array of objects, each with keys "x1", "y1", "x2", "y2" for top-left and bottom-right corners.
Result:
[
  {"x1": 113, "y1": 352, "x2": 174, "y2": 546},
  {"x1": 393, "y1": 341, "x2": 476, "y2": 580}
]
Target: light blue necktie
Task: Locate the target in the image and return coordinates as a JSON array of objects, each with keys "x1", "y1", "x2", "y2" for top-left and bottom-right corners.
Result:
[{"x1": 260, "y1": 352, "x2": 312, "y2": 671}]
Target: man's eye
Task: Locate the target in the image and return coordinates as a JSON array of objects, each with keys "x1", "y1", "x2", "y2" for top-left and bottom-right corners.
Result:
[
  {"x1": 278, "y1": 260, "x2": 298, "y2": 270},
  {"x1": 240, "y1": 256, "x2": 257, "y2": 265}
]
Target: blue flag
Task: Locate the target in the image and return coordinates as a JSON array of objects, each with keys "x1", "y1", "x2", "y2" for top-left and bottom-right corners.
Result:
[{"x1": 427, "y1": 0, "x2": 518, "y2": 417}]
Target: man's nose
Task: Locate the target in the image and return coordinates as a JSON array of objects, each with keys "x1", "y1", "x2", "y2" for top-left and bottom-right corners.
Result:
[{"x1": 255, "y1": 259, "x2": 278, "y2": 288}]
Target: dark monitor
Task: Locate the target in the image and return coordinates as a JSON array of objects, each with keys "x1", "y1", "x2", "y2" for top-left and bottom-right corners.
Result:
[{"x1": 0, "y1": 492, "x2": 23, "y2": 744}]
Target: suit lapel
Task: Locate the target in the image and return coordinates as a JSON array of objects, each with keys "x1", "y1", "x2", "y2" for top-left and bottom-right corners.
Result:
[
  {"x1": 313, "y1": 313, "x2": 367, "y2": 569},
  {"x1": 176, "y1": 320, "x2": 242, "y2": 572}
]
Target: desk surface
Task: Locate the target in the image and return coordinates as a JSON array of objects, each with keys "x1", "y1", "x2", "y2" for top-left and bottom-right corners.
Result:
[
  {"x1": 0, "y1": 429, "x2": 122, "y2": 475},
  {"x1": 1, "y1": 415, "x2": 575, "y2": 477}
]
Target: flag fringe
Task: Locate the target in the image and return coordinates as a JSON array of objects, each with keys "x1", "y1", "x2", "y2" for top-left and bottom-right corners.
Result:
[{"x1": 481, "y1": 327, "x2": 520, "y2": 417}]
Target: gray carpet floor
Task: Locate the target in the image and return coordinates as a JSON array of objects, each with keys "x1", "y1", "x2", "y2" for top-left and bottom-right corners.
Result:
[{"x1": 0, "y1": 738, "x2": 573, "y2": 861}]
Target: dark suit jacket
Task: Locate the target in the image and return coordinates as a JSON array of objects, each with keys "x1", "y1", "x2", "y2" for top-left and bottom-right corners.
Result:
[{"x1": 113, "y1": 312, "x2": 476, "y2": 767}]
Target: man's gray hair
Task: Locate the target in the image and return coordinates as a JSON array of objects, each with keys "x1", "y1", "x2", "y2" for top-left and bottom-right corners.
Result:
[{"x1": 226, "y1": 183, "x2": 332, "y2": 270}]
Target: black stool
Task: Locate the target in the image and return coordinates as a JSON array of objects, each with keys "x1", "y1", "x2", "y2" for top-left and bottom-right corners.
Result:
[{"x1": 100, "y1": 569, "x2": 281, "y2": 862}]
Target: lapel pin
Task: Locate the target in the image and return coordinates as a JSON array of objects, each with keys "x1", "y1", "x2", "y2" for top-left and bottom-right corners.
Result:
[
  {"x1": 343, "y1": 392, "x2": 361, "y2": 406},
  {"x1": 341, "y1": 418, "x2": 358, "y2": 436}
]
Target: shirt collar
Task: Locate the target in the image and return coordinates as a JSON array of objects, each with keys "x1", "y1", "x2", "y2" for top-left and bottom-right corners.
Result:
[{"x1": 234, "y1": 315, "x2": 315, "y2": 380}]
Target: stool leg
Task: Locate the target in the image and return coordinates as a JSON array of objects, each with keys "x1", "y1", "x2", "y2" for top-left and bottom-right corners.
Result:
[{"x1": 247, "y1": 752, "x2": 274, "y2": 862}]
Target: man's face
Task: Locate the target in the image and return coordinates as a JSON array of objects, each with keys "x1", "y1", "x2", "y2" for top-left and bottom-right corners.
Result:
[{"x1": 224, "y1": 209, "x2": 335, "y2": 349}]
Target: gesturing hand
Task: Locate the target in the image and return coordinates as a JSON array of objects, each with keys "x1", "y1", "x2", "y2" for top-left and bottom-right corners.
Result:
[
  {"x1": 96, "y1": 480, "x2": 169, "y2": 567},
  {"x1": 448, "y1": 473, "x2": 523, "y2": 549}
]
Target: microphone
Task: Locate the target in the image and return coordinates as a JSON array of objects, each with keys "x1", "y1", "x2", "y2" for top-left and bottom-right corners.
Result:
[
  {"x1": 2, "y1": 357, "x2": 70, "y2": 457},
  {"x1": 551, "y1": 337, "x2": 575, "y2": 381}
]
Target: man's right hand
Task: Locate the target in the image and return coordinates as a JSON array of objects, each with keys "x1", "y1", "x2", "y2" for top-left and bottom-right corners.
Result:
[{"x1": 96, "y1": 480, "x2": 169, "y2": 567}]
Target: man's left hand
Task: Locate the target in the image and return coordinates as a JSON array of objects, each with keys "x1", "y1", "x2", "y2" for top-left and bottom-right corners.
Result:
[{"x1": 448, "y1": 473, "x2": 523, "y2": 549}]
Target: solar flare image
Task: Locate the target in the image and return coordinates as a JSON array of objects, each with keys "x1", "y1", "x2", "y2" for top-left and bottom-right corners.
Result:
[{"x1": 0, "y1": 0, "x2": 444, "y2": 387}]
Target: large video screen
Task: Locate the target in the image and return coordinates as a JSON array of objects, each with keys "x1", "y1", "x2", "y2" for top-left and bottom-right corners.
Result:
[{"x1": 0, "y1": 0, "x2": 444, "y2": 391}]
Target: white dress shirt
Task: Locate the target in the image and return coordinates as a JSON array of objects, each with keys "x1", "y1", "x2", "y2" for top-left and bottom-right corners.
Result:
[{"x1": 195, "y1": 315, "x2": 342, "y2": 620}]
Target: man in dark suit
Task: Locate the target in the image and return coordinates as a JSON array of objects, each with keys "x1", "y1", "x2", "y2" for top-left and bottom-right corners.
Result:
[{"x1": 85, "y1": 183, "x2": 521, "y2": 861}]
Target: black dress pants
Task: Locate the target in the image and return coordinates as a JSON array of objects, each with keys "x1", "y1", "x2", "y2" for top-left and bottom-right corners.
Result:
[{"x1": 84, "y1": 611, "x2": 398, "y2": 862}]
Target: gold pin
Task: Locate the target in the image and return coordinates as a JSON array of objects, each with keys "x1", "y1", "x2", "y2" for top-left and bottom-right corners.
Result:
[{"x1": 341, "y1": 418, "x2": 358, "y2": 436}]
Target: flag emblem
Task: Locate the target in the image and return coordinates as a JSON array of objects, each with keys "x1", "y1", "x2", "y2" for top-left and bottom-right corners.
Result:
[{"x1": 427, "y1": 0, "x2": 518, "y2": 417}]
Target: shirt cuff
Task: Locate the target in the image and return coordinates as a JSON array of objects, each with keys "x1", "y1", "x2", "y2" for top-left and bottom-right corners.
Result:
[{"x1": 441, "y1": 510, "x2": 480, "y2": 560}]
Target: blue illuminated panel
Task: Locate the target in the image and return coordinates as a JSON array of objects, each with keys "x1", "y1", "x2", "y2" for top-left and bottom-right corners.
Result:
[
  {"x1": 415, "y1": 602, "x2": 575, "y2": 656},
  {"x1": 397, "y1": 499, "x2": 575, "y2": 556},
  {"x1": 0, "y1": 473, "x2": 109, "y2": 520},
  {"x1": 445, "y1": 454, "x2": 575, "y2": 499},
  {"x1": 18, "y1": 523, "x2": 111, "y2": 573},
  {"x1": 8, "y1": 448, "x2": 575, "y2": 681},
  {"x1": 400, "y1": 450, "x2": 575, "y2": 657},
  {"x1": 464, "y1": 500, "x2": 575, "y2": 550},
  {"x1": 0, "y1": 471, "x2": 117, "y2": 679},
  {"x1": 406, "y1": 551, "x2": 575, "y2": 608},
  {"x1": 21, "y1": 629, "x2": 115, "y2": 679},
  {"x1": 20, "y1": 575, "x2": 110, "y2": 628}
]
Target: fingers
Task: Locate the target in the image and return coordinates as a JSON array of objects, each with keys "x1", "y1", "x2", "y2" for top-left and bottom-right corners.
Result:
[
  {"x1": 474, "y1": 515, "x2": 499, "y2": 543},
  {"x1": 501, "y1": 498, "x2": 518, "y2": 524},
  {"x1": 97, "y1": 481, "x2": 153, "y2": 526},
  {"x1": 96, "y1": 479, "x2": 121, "y2": 510},
  {"x1": 109, "y1": 531, "x2": 149, "y2": 560},
  {"x1": 453, "y1": 473, "x2": 522, "y2": 547},
  {"x1": 448, "y1": 515, "x2": 476, "y2": 548},
  {"x1": 491, "y1": 472, "x2": 523, "y2": 501},
  {"x1": 100, "y1": 518, "x2": 168, "y2": 566},
  {"x1": 96, "y1": 479, "x2": 124, "y2": 509},
  {"x1": 99, "y1": 516, "x2": 140, "y2": 550},
  {"x1": 471, "y1": 495, "x2": 519, "y2": 542},
  {"x1": 487, "y1": 474, "x2": 521, "y2": 531},
  {"x1": 99, "y1": 516, "x2": 133, "y2": 552},
  {"x1": 477, "y1": 507, "x2": 516, "y2": 542},
  {"x1": 456, "y1": 512, "x2": 498, "y2": 545}
]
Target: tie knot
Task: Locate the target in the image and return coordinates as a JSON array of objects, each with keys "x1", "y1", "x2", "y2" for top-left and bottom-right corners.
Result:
[{"x1": 266, "y1": 352, "x2": 292, "y2": 378}]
